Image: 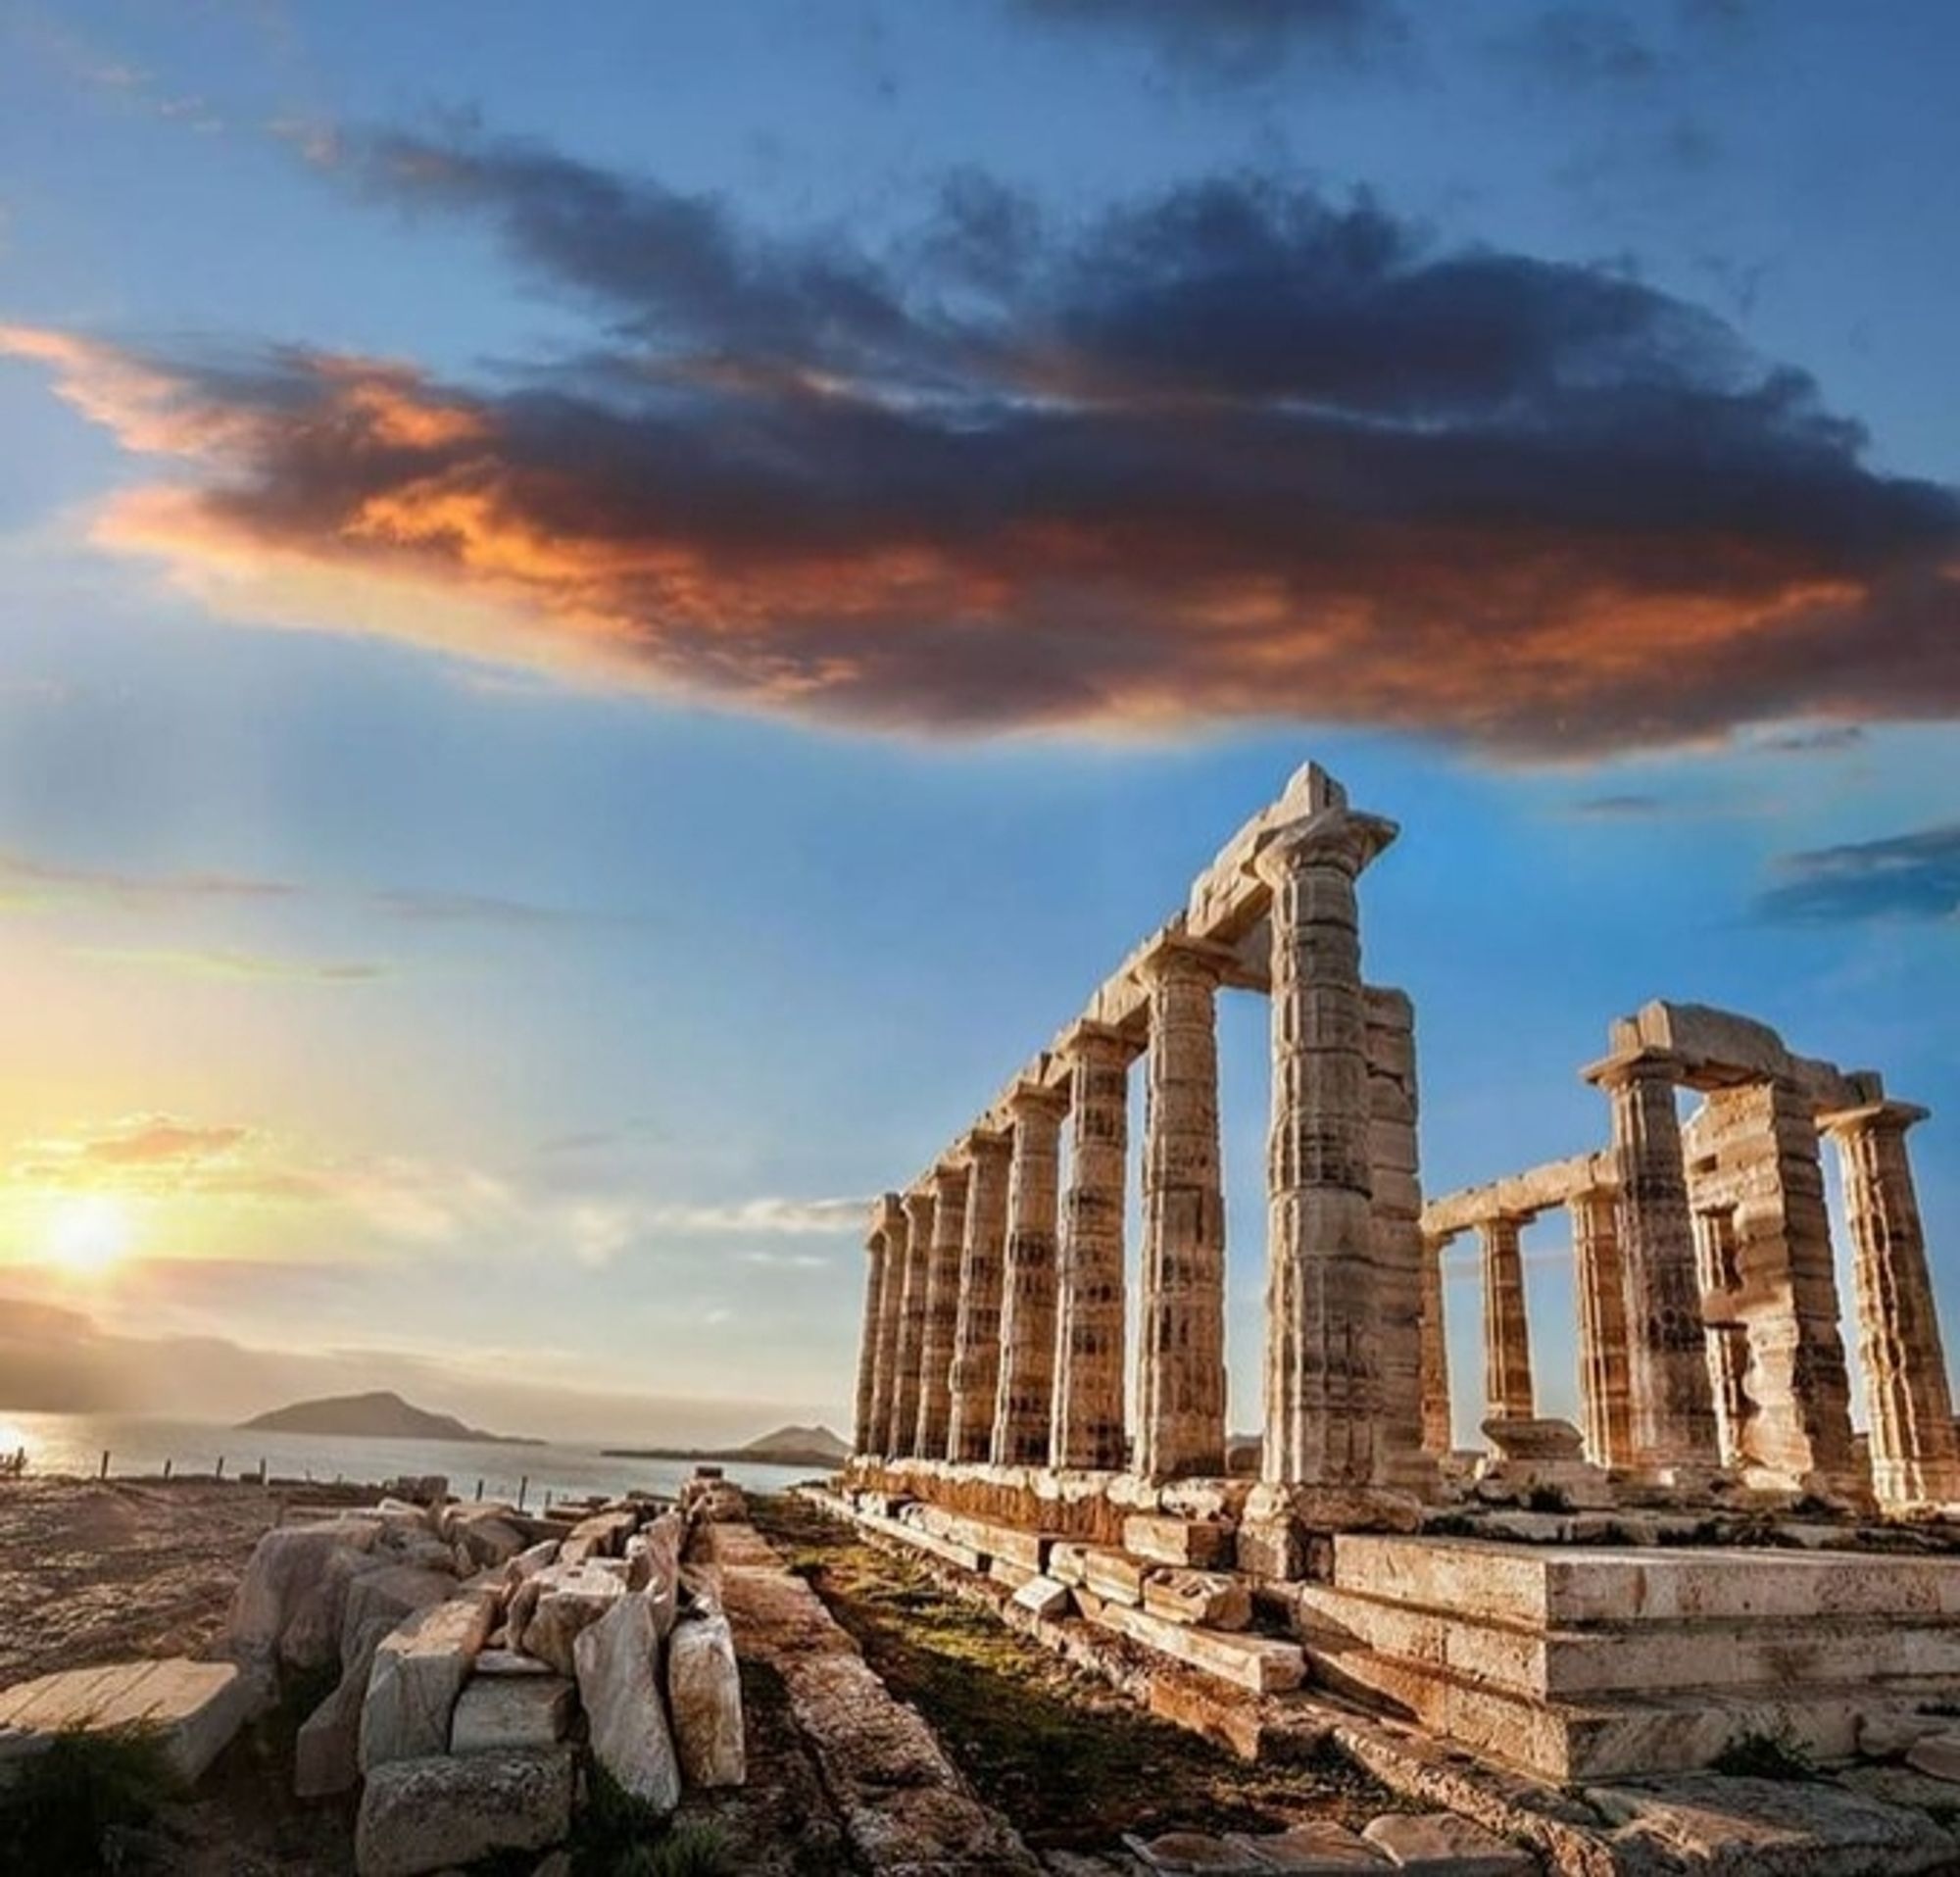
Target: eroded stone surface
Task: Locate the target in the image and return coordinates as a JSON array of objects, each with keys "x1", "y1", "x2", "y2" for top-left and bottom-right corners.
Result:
[
  {"x1": 359, "y1": 1593, "x2": 495, "y2": 1771},
  {"x1": 574, "y1": 1587, "x2": 680, "y2": 1813},
  {"x1": 354, "y1": 1747, "x2": 573, "y2": 1877},
  {"x1": 1360, "y1": 1810, "x2": 1534, "y2": 1873},
  {"x1": 666, "y1": 1610, "x2": 745, "y2": 1787},
  {"x1": 449, "y1": 1673, "x2": 574, "y2": 1754}
]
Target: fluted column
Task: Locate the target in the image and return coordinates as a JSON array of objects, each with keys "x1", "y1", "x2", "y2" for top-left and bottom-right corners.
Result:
[
  {"x1": 870, "y1": 1197, "x2": 909, "y2": 1455},
  {"x1": 1419, "y1": 1231, "x2": 1452, "y2": 1456},
  {"x1": 1052, "y1": 1021, "x2": 1134, "y2": 1471},
  {"x1": 854, "y1": 1224, "x2": 889, "y2": 1456},
  {"x1": 992, "y1": 1081, "x2": 1069, "y2": 1467},
  {"x1": 914, "y1": 1161, "x2": 969, "y2": 1459},
  {"x1": 1823, "y1": 1102, "x2": 1960, "y2": 1507},
  {"x1": 1587, "y1": 1048, "x2": 1720, "y2": 1469},
  {"x1": 890, "y1": 1187, "x2": 937, "y2": 1458},
  {"x1": 1253, "y1": 804, "x2": 1398, "y2": 1487},
  {"x1": 1570, "y1": 1188, "x2": 1632, "y2": 1467},
  {"x1": 1479, "y1": 1213, "x2": 1535, "y2": 1423},
  {"x1": 1136, "y1": 937, "x2": 1230, "y2": 1481},
  {"x1": 948, "y1": 1128, "x2": 1012, "y2": 1463}
]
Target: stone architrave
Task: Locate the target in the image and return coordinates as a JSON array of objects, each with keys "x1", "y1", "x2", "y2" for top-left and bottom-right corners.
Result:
[
  {"x1": 1052, "y1": 1020, "x2": 1134, "y2": 1472},
  {"x1": 914, "y1": 1161, "x2": 970, "y2": 1459},
  {"x1": 1418, "y1": 1231, "x2": 1452, "y2": 1457},
  {"x1": 991, "y1": 1081, "x2": 1069, "y2": 1467},
  {"x1": 889, "y1": 1187, "x2": 937, "y2": 1459},
  {"x1": 853, "y1": 1225, "x2": 889, "y2": 1457},
  {"x1": 1251, "y1": 803, "x2": 1399, "y2": 1486},
  {"x1": 1587, "y1": 1048, "x2": 1721, "y2": 1469},
  {"x1": 1570, "y1": 1188, "x2": 1633, "y2": 1467},
  {"x1": 1478, "y1": 1214, "x2": 1536, "y2": 1424},
  {"x1": 865, "y1": 1195, "x2": 906, "y2": 1458},
  {"x1": 947, "y1": 1129, "x2": 1012, "y2": 1463},
  {"x1": 1822, "y1": 1101, "x2": 1960, "y2": 1507},
  {"x1": 1135, "y1": 935, "x2": 1230, "y2": 1481}
]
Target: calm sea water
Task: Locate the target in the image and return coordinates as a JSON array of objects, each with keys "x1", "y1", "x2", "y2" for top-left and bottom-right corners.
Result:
[{"x1": 0, "y1": 1411, "x2": 822, "y2": 1508}]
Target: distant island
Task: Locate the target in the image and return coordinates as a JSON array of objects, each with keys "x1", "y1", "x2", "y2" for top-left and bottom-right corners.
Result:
[
  {"x1": 238, "y1": 1390, "x2": 541, "y2": 1446},
  {"x1": 603, "y1": 1422, "x2": 850, "y2": 1469}
]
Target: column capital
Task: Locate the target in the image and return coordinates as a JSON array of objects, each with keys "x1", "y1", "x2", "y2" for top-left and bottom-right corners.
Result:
[
  {"x1": 1476, "y1": 1209, "x2": 1538, "y2": 1234},
  {"x1": 1133, "y1": 927, "x2": 1238, "y2": 986},
  {"x1": 1004, "y1": 1077, "x2": 1070, "y2": 1120},
  {"x1": 1819, "y1": 1099, "x2": 1931, "y2": 1139},
  {"x1": 902, "y1": 1185, "x2": 937, "y2": 1221},
  {"x1": 961, "y1": 1124, "x2": 1013, "y2": 1162},
  {"x1": 1248, "y1": 806, "x2": 1398, "y2": 887},
  {"x1": 869, "y1": 1192, "x2": 906, "y2": 1242},
  {"x1": 931, "y1": 1158, "x2": 970, "y2": 1201},
  {"x1": 1582, "y1": 1045, "x2": 1686, "y2": 1091},
  {"x1": 1056, "y1": 1016, "x2": 1137, "y2": 1063}
]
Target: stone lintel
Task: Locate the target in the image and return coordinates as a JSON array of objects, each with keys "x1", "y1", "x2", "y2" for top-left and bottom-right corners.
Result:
[
  {"x1": 1421, "y1": 1151, "x2": 1615, "y2": 1238},
  {"x1": 1582, "y1": 1045, "x2": 1688, "y2": 1090},
  {"x1": 1606, "y1": 1000, "x2": 1871, "y2": 1111},
  {"x1": 1819, "y1": 1099, "x2": 1931, "y2": 1137}
]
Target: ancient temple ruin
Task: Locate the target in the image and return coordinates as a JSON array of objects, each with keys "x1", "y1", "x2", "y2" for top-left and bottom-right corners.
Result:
[{"x1": 835, "y1": 761, "x2": 1960, "y2": 1789}]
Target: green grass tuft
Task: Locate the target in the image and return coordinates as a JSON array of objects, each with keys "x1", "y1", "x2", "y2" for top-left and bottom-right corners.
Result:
[{"x1": 0, "y1": 1722, "x2": 182, "y2": 1875}]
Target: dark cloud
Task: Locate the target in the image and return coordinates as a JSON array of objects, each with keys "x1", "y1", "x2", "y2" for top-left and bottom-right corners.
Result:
[
  {"x1": 1498, "y1": 6, "x2": 1660, "y2": 89},
  {"x1": 1755, "y1": 825, "x2": 1960, "y2": 926},
  {"x1": 1008, "y1": 0, "x2": 1408, "y2": 81},
  {"x1": 1755, "y1": 723, "x2": 1865, "y2": 755},
  {"x1": 7, "y1": 140, "x2": 1958, "y2": 759},
  {"x1": 1569, "y1": 793, "x2": 1666, "y2": 818}
]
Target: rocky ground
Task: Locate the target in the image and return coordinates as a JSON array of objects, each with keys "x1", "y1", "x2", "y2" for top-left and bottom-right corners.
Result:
[
  {"x1": 749, "y1": 1492, "x2": 1403, "y2": 1859},
  {"x1": 0, "y1": 1477, "x2": 366, "y2": 1686}
]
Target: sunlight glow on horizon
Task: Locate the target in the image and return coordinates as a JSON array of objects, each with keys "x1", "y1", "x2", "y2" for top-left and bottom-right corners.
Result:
[{"x1": 43, "y1": 1193, "x2": 134, "y2": 1277}]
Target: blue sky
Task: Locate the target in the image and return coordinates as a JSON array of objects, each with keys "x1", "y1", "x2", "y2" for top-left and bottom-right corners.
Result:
[{"x1": 0, "y1": 0, "x2": 1954, "y2": 1446}]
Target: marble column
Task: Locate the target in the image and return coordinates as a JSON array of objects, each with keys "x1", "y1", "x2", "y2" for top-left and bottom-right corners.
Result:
[
  {"x1": 914, "y1": 1160, "x2": 970, "y2": 1460},
  {"x1": 1366, "y1": 987, "x2": 1430, "y2": 1489},
  {"x1": 992, "y1": 1081, "x2": 1070, "y2": 1467},
  {"x1": 1419, "y1": 1231, "x2": 1452, "y2": 1457},
  {"x1": 1587, "y1": 1048, "x2": 1721, "y2": 1469},
  {"x1": 1136, "y1": 938, "x2": 1230, "y2": 1481},
  {"x1": 870, "y1": 1198, "x2": 909, "y2": 1456},
  {"x1": 890, "y1": 1186, "x2": 937, "y2": 1458},
  {"x1": 947, "y1": 1128, "x2": 1012, "y2": 1463},
  {"x1": 1252, "y1": 805, "x2": 1399, "y2": 1487},
  {"x1": 854, "y1": 1223, "x2": 889, "y2": 1456},
  {"x1": 1570, "y1": 1188, "x2": 1632, "y2": 1467},
  {"x1": 1052, "y1": 1020, "x2": 1134, "y2": 1472},
  {"x1": 1479, "y1": 1213, "x2": 1536, "y2": 1424},
  {"x1": 1823, "y1": 1101, "x2": 1960, "y2": 1507}
]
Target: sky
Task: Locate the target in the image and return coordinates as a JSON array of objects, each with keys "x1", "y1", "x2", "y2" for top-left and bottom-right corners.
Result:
[{"x1": 0, "y1": 0, "x2": 1955, "y2": 1450}]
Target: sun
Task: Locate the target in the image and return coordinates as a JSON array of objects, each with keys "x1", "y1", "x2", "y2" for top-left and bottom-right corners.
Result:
[{"x1": 44, "y1": 1195, "x2": 134, "y2": 1277}]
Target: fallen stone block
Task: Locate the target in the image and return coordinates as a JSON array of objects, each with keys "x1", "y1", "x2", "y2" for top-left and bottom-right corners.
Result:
[
  {"x1": 1143, "y1": 1568, "x2": 1251, "y2": 1632},
  {"x1": 1011, "y1": 1575, "x2": 1072, "y2": 1621},
  {"x1": 1123, "y1": 1514, "x2": 1235, "y2": 1570},
  {"x1": 1092, "y1": 1602, "x2": 1305, "y2": 1694},
  {"x1": 515, "y1": 1562, "x2": 627, "y2": 1675},
  {"x1": 1224, "y1": 1820, "x2": 1387, "y2": 1868},
  {"x1": 226, "y1": 1519, "x2": 384, "y2": 1669},
  {"x1": 359, "y1": 1594, "x2": 496, "y2": 1771},
  {"x1": 354, "y1": 1747, "x2": 573, "y2": 1877},
  {"x1": 0, "y1": 1658, "x2": 254, "y2": 1787},
  {"x1": 474, "y1": 1647, "x2": 554, "y2": 1677},
  {"x1": 1862, "y1": 1712, "x2": 1950, "y2": 1760},
  {"x1": 1120, "y1": 1828, "x2": 1270, "y2": 1872},
  {"x1": 449, "y1": 1674, "x2": 574, "y2": 1754},
  {"x1": 1906, "y1": 1733, "x2": 1960, "y2": 1784},
  {"x1": 1083, "y1": 1548, "x2": 1148, "y2": 1606},
  {"x1": 452, "y1": 1511, "x2": 527, "y2": 1570},
  {"x1": 1360, "y1": 1810, "x2": 1534, "y2": 1873},
  {"x1": 1590, "y1": 1773, "x2": 1959, "y2": 1874},
  {"x1": 1048, "y1": 1541, "x2": 1092, "y2": 1587},
  {"x1": 667, "y1": 1611, "x2": 745, "y2": 1788},
  {"x1": 575, "y1": 1587, "x2": 681, "y2": 1813}
]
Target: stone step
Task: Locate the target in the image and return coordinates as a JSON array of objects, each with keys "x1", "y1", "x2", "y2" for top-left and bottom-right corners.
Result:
[
  {"x1": 0, "y1": 1659, "x2": 256, "y2": 1785},
  {"x1": 1332, "y1": 1534, "x2": 1960, "y2": 1629},
  {"x1": 1307, "y1": 1634, "x2": 1960, "y2": 1782},
  {"x1": 1076, "y1": 1589, "x2": 1305, "y2": 1694},
  {"x1": 1291, "y1": 1580, "x2": 1960, "y2": 1700}
]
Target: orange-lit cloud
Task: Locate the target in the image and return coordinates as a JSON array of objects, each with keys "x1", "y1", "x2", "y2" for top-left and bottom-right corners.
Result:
[{"x1": 5, "y1": 151, "x2": 1956, "y2": 758}]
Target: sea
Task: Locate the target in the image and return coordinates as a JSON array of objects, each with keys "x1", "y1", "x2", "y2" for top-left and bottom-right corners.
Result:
[{"x1": 0, "y1": 1411, "x2": 822, "y2": 1509}]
